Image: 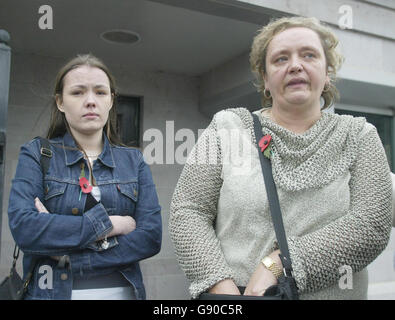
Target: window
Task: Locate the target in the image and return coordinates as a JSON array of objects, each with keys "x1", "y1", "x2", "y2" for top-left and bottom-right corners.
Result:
[
  {"x1": 335, "y1": 109, "x2": 393, "y2": 170},
  {"x1": 116, "y1": 95, "x2": 141, "y2": 147}
]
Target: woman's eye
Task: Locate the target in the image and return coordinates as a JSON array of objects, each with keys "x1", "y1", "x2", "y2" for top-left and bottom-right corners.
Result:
[
  {"x1": 97, "y1": 91, "x2": 107, "y2": 95},
  {"x1": 275, "y1": 56, "x2": 287, "y2": 63},
  {"x1": 71, "y1": 91, "x2": 82, "y2": 95},
  {"x1": 304, "y1": 52, "x2": 315, "y2": 59}
]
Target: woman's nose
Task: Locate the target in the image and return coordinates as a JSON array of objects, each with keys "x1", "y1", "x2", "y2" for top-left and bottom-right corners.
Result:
[
  {"x1": 289, "y1": 58, "x2": 303, "y2": 73},
  {"x1": 85, "y1": 91, "x2": 96, "y2": 107}
]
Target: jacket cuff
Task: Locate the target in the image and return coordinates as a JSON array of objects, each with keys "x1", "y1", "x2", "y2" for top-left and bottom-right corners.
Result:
[
  {"x1": 86, "y1": 236, "x2": 118, "y2": 252},
  {"x1": 84, "y1": 203, "x2": 113, "y2": 241}
]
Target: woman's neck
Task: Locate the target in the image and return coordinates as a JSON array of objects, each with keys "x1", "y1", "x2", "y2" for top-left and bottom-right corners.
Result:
[
  {"x1": 70, "y1": 129, "x2": 103, "y2": 156},
  {"x1": 267, "y1": 103, "x2": 322, "y2": 134}
]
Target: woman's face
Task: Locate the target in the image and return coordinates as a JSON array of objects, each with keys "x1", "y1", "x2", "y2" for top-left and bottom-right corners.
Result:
[
  {"x1": 264, "y1": 27, "x2": 329, "y2": 109},
  {"x1": 56, "y1": 65, "x2": 113, "y2": 137}
]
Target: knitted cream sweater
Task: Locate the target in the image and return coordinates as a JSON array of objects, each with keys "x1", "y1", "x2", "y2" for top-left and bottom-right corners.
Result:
[{"x1": 169, "y1": 108, "x2": 392, "y2": 299}]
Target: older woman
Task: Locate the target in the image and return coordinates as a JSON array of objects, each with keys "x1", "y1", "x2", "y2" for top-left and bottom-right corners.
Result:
[{"x1": 169, "y1": 16, "x2": 392, "y2": 299}]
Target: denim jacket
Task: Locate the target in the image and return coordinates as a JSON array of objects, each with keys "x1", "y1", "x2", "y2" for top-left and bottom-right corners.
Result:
[{"x1": 8, "y1": 132, "x2": 162, "y2": 299}]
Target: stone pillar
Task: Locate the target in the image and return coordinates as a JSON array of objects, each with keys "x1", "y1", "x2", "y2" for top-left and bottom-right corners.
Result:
[{"x1": 0, "y1": 30, "x2": 11, "y2": 258}]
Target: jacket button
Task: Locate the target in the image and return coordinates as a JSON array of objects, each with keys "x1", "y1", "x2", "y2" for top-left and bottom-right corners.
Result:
[
  {"x1": 60, "y1": 273, "x2": 68, "y2": 281},
  {"x1": 72, "y1": 208, "x2": 79, "y2": 215}
]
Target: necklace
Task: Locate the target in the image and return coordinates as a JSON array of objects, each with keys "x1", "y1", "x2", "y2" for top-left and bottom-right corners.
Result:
[{"x1": 86, "y1": 153, "x2": 100, "y2": 158}]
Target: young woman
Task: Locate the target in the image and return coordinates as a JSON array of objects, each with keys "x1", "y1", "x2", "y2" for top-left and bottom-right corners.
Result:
[
  {"x1": 169, "y1": 16, "x2": 392, "y2": 299},
  {"x1": 8, "y1": 54, "x2": 162, "y2": 300}
]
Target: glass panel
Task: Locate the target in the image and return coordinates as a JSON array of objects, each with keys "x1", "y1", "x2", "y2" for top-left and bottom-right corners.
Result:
[
  {"x1": 116, "y1": 96, "x2": 140, "y2": 147},
  {"x1": 335, "y1": 109, "x2": 393, "y2": 170}
]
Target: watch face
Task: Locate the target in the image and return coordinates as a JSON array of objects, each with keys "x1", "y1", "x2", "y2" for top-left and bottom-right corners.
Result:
[
  {"x1": 262, "y1": 257, "x2": 283, "y2": 278},
  {"x1": 263, "y1": 257, "x2": 273, "y2": 267}
]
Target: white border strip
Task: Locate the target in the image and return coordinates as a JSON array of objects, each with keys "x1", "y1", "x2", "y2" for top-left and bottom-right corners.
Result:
[{"x1": 368, "y1": 281, "x2": 395, "y2": 299}]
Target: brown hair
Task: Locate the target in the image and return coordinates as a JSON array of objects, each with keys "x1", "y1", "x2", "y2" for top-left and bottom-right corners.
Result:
[
  {"x1": 250, "y1": 16, "x2": 344, "y2": 109},
  {"x1": 47, "y1": 53, "x2": 123, "y2": 145}
]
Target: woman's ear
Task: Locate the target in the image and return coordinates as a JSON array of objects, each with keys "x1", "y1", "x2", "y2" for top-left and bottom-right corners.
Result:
[
  {"x1": 55, "y1": 94, "x2": 64, "y2": 112},
  {"x1": 262, "y1": 71, "x2": 270, "y2": 92},
  {"x1": 325, "y1": 74, "x2": 330, "y2": 86}
]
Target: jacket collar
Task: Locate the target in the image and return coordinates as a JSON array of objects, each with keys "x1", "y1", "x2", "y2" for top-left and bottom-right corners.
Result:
[{"x1": 62, "y1": 132, "x2": 116, "y2": 168}]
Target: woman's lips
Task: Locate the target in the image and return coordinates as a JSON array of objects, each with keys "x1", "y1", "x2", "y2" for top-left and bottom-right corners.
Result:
[
  {"x1": 287, "y1": 79, "x2": 308, "y2": 88},
  {"x1": 83, "y1": 113, "x2": 99, "y2": 119},
  {"x1": 288, "y1": 82, "x2": 307, "y2": 87}
]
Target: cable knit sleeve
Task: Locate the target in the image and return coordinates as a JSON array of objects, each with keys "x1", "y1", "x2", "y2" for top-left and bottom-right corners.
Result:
[
  {"x1": 169, "y1": 113, "x2": 235, "y2": 298},
  {"x1": 288, "y1": 124, "x2": 393, "y2": 293}
]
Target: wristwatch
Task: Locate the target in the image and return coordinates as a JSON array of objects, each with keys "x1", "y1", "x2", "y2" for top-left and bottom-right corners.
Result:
[{"x1": 261, "y1": 256, "x2": 283, "y2": 279}]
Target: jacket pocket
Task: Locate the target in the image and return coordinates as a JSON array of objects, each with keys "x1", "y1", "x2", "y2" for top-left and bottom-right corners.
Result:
[
  {"x1": 44, "y1": 180, "x2": 67, "y2": 200},
  {"x1": 43, "y1": 180, "x2": 67, "y2": 213},
  {"x1": 117, "y1": 182, "x2": 138, "y2": 201},
  {"x1": 116, "y1": 182, "x2": 138, "y2": 215}
]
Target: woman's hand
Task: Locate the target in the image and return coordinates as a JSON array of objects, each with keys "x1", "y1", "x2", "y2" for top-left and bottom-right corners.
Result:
[
  {"x1": 35, "y1": 197, "x2": 49, "y2": 213},
  {"x1": 244, "y1": 262, "x2": 277, "y2": 296},
  {"x1": 244, "y1": 250, "x2": 282, "y2": 296},
  {"x1": 208, "y1": 279, "x2": 241, "y2": 295},
  {"x1": 107, "y1": 215, "x2": 136, "y2": 237}
]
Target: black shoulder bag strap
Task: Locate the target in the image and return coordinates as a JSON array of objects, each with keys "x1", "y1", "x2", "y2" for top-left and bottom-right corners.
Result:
[
  {"x1": 12, "y1": 137, "x2": 53, "y2": 296},
  {"x1": 252, "y1": 113, "x2": 299, "y2": 298},
  {"x1": 38, "y1": 137, "x2": 52, "y2": 178}
]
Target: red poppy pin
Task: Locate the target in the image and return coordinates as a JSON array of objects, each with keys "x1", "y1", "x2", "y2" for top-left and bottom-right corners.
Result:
[
  {"x1": 79, "y1": 177, "x2": 93, "y2": 194},
  {"x1": 259, "y1": 134, "x2": 272, "y2": 152}
]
